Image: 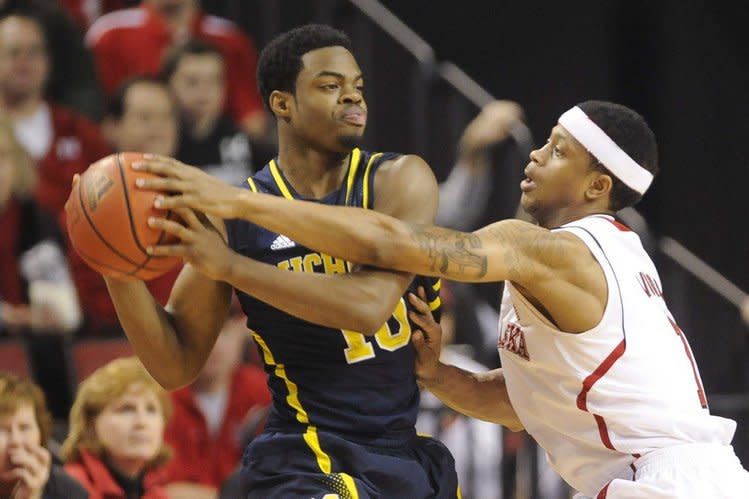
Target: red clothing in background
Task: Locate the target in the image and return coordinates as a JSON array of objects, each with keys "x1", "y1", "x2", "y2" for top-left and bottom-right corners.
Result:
[
  {"x1": 34, "y1": 104, "x2": 111, "y2": 218},
  {"x1": 86, "y1": 5, "x2": 264, "y2": 125},
  {"x1": 0, "y1": 200, "x2": 24, "y2": 305},
  {"x1": 64, "y1": 448, "x2": 169, "y2": 499},
  {"x1": 164, "y1": 365, "x2": 271, "y2": 488},
  {"x1": 31, "y1": 103, "x2": 178, "y2": 333}
]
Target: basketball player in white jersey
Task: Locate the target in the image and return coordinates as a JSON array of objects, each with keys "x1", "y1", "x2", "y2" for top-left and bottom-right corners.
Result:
[{"x1": 136, "y1": 100, "x2": 749, "y2": 497}]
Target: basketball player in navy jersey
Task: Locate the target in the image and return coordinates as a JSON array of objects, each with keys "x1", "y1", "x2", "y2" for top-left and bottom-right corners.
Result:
[
  {"x1": 75, "y1": 24, "x2": 459, "y2": 498},
  {"x1": 141, "y1": 101, "x2": 749, "y2": 497}
]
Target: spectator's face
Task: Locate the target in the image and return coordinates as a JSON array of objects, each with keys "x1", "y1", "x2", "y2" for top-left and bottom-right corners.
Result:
[
  {"x1": 117, "y1": 82, "x2": 178, "y2": 156},
  {"x1": 0, "y1": 17, "x2": 49, "y2": 102},
  {"x1": 0, "y1": 405, "x2": 42, "y2": 476},
  {"x1": 93, "y1": 383, "x2": 164, "y2": 472},
  {"x1": 169, "y1": 53, "x2": 225, "y2": 128},
  {"x1": 0, "y1": 132, "x2": 17, "y2": 207}
]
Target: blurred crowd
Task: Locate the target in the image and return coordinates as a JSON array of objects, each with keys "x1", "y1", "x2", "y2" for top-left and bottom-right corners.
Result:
[{"x1": 4, "y1": 2, "x2": 744, "y2": 499}]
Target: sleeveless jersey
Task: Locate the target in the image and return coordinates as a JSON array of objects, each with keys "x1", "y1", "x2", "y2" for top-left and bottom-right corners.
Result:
[
  {"x1": 225, "y1": 148, "x2": 442, "y2": 446},
  {"x1": 497, "y1": 214, "x2": 736, "y2": 496}
]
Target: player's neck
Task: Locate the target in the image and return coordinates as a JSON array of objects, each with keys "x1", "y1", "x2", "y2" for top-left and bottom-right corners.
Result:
[
  {"x1": 276, "y1": 146, "x2": 350, "y2": 199},
  {"x1": 538, "y1": 205, "x2": 614, "y2": 229},
  {"x1": 0, "y1": 93, "x2": 43, "y2": 120}
]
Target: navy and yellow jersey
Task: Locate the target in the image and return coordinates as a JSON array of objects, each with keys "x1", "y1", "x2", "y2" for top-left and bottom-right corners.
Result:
[{"x1": 225, "y1": 148, "x2": 442, "y2": 445}]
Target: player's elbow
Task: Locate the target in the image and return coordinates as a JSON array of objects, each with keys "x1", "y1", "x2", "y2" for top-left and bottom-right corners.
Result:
[
  {"x1": 346, "y1": 299, "x2": 395, "y2": 336},
  {"x1": 144, "y1": 359, "x2": 200, "y2": 391},
  {"x1": 348, "y1": 305, "x2": 392, "y2": 336},
  {"x1": 505, "y1": 420, "x2": 525, "y2": 432}
]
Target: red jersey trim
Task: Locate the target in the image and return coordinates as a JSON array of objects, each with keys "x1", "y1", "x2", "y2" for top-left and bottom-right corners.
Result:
[
  {"x1": 576, "y1": 339, "x2": 626, "y2": 411},
  {"x1": 592, "y1": 214, "x2": 632, "y2": 232},
  {"x1": 596, "y1": 482, "x2": 611, "y2": 499},
  {"x1": 576, "y1": 339, "x2": 626, "y2": 451}
]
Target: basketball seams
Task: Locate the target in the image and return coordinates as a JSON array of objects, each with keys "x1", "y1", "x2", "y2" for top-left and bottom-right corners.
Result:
[
  {"x1": 115, "y1": 153, "x2": 178, "y2": 274},
  {"x1": 76, "y1": 167, "x2": 146, "y2": 268},
  {"x1": 115, "y1": 152, "x2": 150, "y2": 259}
]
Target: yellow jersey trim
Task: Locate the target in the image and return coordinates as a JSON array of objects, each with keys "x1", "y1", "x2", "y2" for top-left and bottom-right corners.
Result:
[
  {"x1": 250, "y1": 330, "x2": 333, "y2": 474},
  {"x1": 344, "y1": 148, "x2": 362, "y2": 205},
  {"x1": 302, "y1": 426, "x2": 332, "y2": 474},
  {"x1": 246, "y1": 177, "x2": 258, "y2": 192},
  {"x1": 269, "y1": 160, "x2": 295, "y2": 199},
  {"x1": 432, "y1": 279, "x2": 441, "y2": 291},
  {"x1": 362, "y1": 152, "x2": 383, "y2": 209},
  {"x1": 340, "y1": 473, "x2": 359, "y2": 499},
  {"x1": 428, "y1": 296, "x2": 441, "y2": 311}
]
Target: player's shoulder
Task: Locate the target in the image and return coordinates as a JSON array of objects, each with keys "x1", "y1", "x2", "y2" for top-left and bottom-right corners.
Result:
[
  {"x1": 375, "y1": 153, "x2": 435, "y2": 183},
  {"x1": 85, "y1": 8, "x2": 147, "y2": 46},
  {"x1": 370, "y1": 152, "x2": 438, "y2": 216}
]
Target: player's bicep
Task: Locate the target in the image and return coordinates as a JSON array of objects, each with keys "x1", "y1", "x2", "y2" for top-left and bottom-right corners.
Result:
[
  {"x1": 166, "y1": 263, "x2": 233, "y2": 363},
  {"x1": 476, "y1": 220, "x2": 600, "y2": 290}
]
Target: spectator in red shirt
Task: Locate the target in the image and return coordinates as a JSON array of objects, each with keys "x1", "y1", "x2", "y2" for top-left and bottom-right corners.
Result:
[
  {"x1": 0, "y1": 0, "x2": 104, "y2": 119},
  {"x1": 0, "y1": 12, "x2": 111, "y2": 218},
  {"x1": 0, "y1": 114, "x2": 81, "y2": 335},
  {"x1": 163, "y1": 305, "x2": 271, "y2": 498},
  {"x1": 85, "y1": 0, "x2": 267, "y2": 139},
  {"x1": 0, "y1": 12, "x2": 112, "y2": 336},
  {"x1": 61, "y1": 357, "x2": 172, "y2": 499}
]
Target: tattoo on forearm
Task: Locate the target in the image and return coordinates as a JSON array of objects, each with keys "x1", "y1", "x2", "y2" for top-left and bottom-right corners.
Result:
[
  {"x1": 410, "y1": 225, "x2": 487, "y2": 278},
  {"x1": 485, "y1": 222, "x2": 561, "y2": 281}
]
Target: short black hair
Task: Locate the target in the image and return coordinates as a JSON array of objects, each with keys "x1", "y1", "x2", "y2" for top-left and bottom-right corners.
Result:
[
  {"x1": 161, "y1": 39, "x2": 224, "y2": 82},
  {"x1": 256, "y1": 24, "x2": 353, "y2": 112},
  {"x1": 106, "y1": 75, "x2": 170, "y2": 119},
  {"x1": 576, "y1": 100, "x2": 659, "y2": 211}
]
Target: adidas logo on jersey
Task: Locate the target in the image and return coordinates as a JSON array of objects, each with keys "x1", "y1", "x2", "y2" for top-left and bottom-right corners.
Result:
[{"x1": 270, "y1": 234, "x2": 296, "y2": 250}]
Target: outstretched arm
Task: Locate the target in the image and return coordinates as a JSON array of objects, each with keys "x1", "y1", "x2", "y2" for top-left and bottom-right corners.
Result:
[
  {"x1": 134, "y1": 155, "x2": 542, "y2": 283},
  {"x1": 135, "y1": 155, "x2": 606, "y2": 333}
]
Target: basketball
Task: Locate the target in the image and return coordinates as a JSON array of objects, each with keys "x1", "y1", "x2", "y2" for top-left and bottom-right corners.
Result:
[{"x1": 65, "y1": 152, "x2": 181, "y2": 281}]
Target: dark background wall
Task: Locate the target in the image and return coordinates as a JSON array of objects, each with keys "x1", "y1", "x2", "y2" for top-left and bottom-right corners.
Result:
[{"x1": 379, "y1": 0, "x2": 749, "y2": 294}]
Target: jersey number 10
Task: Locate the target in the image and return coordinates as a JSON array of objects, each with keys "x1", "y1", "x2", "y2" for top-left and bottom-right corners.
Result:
[{"x1": 340, "y1": 298, "x2": 412, "y2": 364}]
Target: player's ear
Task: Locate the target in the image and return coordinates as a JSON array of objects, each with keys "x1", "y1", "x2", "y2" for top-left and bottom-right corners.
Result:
[
  {"x1": 270, "y1": 90, "x2": 293, "y2": 122},
  {"x1": 586, "y1": 171, "x2": 613, "y2": 202}
]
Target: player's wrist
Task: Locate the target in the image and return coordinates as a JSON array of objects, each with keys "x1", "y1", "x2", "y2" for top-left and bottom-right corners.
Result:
[
  {"x1": 417, "y1": 361, "x2": 448, "y2": 388},
  {"x1": 234, "y1": 188, "x2": 257, "y2": 220}
]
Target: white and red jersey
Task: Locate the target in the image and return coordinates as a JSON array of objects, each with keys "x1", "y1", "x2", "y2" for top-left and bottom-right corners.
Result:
[{"x1": 497, "y1": 214, "x2": 736, "y2": 497}]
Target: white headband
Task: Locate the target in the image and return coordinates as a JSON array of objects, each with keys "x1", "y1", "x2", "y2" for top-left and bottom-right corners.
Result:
[{"x1": 558, "y1": 106, "x2": 653, "y2": 195}]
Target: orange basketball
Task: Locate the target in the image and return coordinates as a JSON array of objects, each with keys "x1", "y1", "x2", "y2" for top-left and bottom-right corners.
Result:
[{"x1": 65, "y1": 152, "x2": 181, "y2": 281}]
